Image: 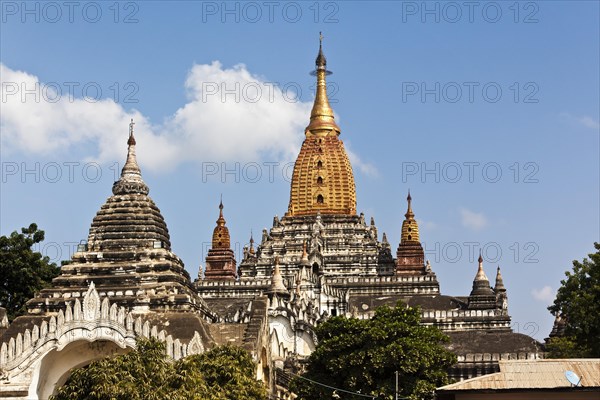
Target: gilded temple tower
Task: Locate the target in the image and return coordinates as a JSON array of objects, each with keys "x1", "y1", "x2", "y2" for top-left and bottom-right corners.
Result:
[
  {"x1": 396, "y1": 191, "x2": 427, "y2": 275},
  {"x1": 286, "y1": 34, "x2": 356, "y2": 216}
]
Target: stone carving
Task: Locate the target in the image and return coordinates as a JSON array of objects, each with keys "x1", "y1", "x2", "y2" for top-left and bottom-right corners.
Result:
[{"x1": 83, "y1": 282, "x2": 100, "y2": 321}]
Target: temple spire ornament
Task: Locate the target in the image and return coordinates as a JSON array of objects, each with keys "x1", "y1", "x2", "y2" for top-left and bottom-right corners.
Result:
[
  {"x1": 400, "y1": 190, "x2": 420, "y2": 243},
  {"x1": 494, "y1": 266, "x2": 506, "y2": 291},
  {"x1": 475, "y1": 252, "x2": 489, "y2": 282},
  {"x1": 405, "y1": 190, "x2": 415, "y2": 220},
  {"x1": 205, "y1": 199, "x2": 236, "y2": 280},
  {"x1": 267, "y1": 256, "x2": 288, "y2": 297},
  {"x1": 212, "y1": 198, "x2": 230, "y2": 249},
  {"x1": 396, "y1": 191, "x2": 426, "y2": 275},
  {"x1": 306, "y1": 32, "x2": 340, "y2": 135},
  {"x1": 249, "y1": 231, "x2": 255, "y2": 255},
  {"x1": 495, "y1": 265, "x2": 508, "y2": 312},
  {"x1": 468, "y1": 252, "x2": 496, "y2": 309},
  {"x1": 112, "y1": 119, "x2": 149, "y2": 195}
]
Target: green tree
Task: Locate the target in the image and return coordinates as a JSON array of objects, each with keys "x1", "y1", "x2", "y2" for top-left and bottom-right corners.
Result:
[
  {"x1": 0, "y1": 223, "x2": 60, "y2": 320},
  {"x1": 51, "y1": 338, "x2": 267, "y2": 400},
  {"x1": 291, "y1": 302, "x2": 457, "y2": 400},
  {"x1": 547, "y1": 242, "x2": 600, "y2": 358}
]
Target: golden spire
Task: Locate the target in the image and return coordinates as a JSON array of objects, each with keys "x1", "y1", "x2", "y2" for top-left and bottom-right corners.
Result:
[
  {"x1": 286, "y1": 34, "x2": 356, "y2": 216},
  {"x1": 212, "y1": 197, "x2": 231, "y2": 249},
  {"x1": 306, "y1": 32, "x2": 340, "y2": 135},
  {"x1": 400, "y1": 191, "x2": 420, "y2": 242}
]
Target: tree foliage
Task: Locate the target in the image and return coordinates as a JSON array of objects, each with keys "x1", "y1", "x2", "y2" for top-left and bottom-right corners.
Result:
[
  {"x1": 291, "y1": 302, "x2": 457, "y2": 400},
  {"x1": 547, "y1": 242, "x2": 600, "y2": 358},
  {"x1": 51, "y1": 338, "x2": 267, "y2": 400},
  {"x1": 0, "y1": 223, "x2": 60, "y2": 320}
]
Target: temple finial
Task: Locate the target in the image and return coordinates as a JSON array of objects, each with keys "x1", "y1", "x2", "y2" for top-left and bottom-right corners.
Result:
[
  {"x1": 113, "y1": 119, "x2": 147, "y2": 195},
  {"x1": 128, "y1": 118, "x2": 136, "y2": 146},
  {"x1": 495, "y1": 265, "x2": 506, "y2": 291},
  {"x1": 404, "y1": 190, "x2": 415, "y2": 220},
  {"x1": 400, "y1": 190, "x2": 419, "y2": 243},
  {"x1": 475, "y1": 251, "x2": 488, "y2": 281},
  {"x1": 316, "y1": 32, "x2": 325, "y2": 67},
  {"x1": 307, "y1": 32, "x2": 339, "y2": 134},
  {"x1": 216, "y1": 196, "x2": 225, "y2": 226},
  {"x1": 211, "y1": 197, "x2": 230, "y2": 248}
]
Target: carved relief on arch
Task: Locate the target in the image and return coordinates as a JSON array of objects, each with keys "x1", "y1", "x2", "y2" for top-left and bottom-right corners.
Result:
[
  {"x1": 83, "y1": 281, "x2": 101, "y2": 321},
  {"x1": 187, "y1": 331, "x2": 204, "y2": 355}
]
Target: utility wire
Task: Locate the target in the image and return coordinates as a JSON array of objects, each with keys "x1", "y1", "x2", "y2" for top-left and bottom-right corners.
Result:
[
  {"x1": 290, "y1": 372, "x2": 376, "y2": 398},
  {"x1": 289, "y1": 372, "x2": 409, "y2": 399}
]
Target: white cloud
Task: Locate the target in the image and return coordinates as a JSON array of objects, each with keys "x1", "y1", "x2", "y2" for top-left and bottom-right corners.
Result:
[
  {"x1": 346, "y1": 147, "x2": 378, "y2": 177},
  {"x1": 1, "y1": 62, "x2": 374, "y2": 175},
  {"x1": 559, "y1": 112, "x2": 600, "y2": 131},
  {"x1": 531, "y1": 285, "x2": 555, "y2": 304},
  {"x1": 577, "y1": 116, "x2": 600, "y2": 130},
  {"x1": 460, "y1": 208, "x2": 488, "y2": 231},
  {"x1": 419, "y1": 220, "x2": 438, "y2": 231}
]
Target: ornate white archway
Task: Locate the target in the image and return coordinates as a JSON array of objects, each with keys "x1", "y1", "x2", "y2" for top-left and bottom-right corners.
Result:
[{"x1": 0, "y1": 282, "x2": 205, "y2": 399}]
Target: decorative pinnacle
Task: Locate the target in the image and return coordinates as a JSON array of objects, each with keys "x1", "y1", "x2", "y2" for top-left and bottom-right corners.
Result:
[
  {"x1": 316, "y1": 31, "x2": 326, "y2": 68},
  {"x1": 128, "y1": 118, "x2": 136, "y2": 145},
  {"x1": 475, "y1": 252, "x2": 489, "y2": 282},
  {"x1": 249, "y1": 230, "x2": 255, "y2": 254},
  {"x1": 405, "y1": 190, "x2": 415, "y2": 220},
  {"x1": 495, "y1": 266, "x2": 506, "y2": 290},
  {"x1": 307, "y1": 32, "x2": 339, "y2": 134},
  {"x1": 112, "y1": 119, "x2": 148, "y2": 195},
  {"x1": 216, "y1": 197, "x2": 225, "y2": 226},
  {"x1": 267, "y1": 256, "x2": 289, "y2": 295}
]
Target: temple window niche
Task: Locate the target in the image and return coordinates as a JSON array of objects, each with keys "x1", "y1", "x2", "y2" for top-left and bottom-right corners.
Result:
[
  {"x1": 317, "y1": 176, "x2": 323, "y2": 185},
  {"x1": 317, "y1": 160, "x2": 323, "y2": 168},
  {"x1": 316, "y1": 194, "x2": 324, "y2": 204}
]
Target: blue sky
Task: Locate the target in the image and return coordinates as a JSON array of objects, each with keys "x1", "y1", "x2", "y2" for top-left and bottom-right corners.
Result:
[{"x1": 1, "y1": 1, "x2": 598, "y2": 341}]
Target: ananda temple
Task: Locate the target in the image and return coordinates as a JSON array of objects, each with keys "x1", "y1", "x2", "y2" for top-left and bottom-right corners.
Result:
[{"x1": 0, "y1": 39, "x2": 542, "y2": 399}]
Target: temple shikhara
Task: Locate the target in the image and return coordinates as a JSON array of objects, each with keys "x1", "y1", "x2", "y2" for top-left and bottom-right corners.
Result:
[{"x1": 0, "y1": 39, "x2": 541, "y2": 399}]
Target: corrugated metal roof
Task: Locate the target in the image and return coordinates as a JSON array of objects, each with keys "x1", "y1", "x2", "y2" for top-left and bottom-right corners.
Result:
[{"x1": 438, "y1": 359, "x2": 600, "y2": 391}]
